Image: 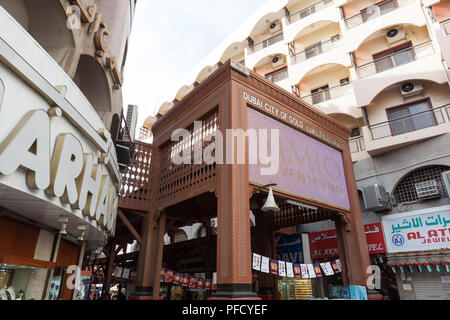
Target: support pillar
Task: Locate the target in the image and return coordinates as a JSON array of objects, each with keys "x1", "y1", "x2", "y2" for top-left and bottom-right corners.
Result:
[
  {"x1": 130, "y1": 210, "x2": 160, "y2": 300},
  {"x1": 211, "y1": 84, "x2": 258, "y2": 300},
  {"x1": 254, "y1": 209, "x2": 276, "y2": 300},
  {"x1": 152, "y1": 212, "x2": 166, "y2": 300},
  {"x1": 102, "y1": 241, "x2": 117, "y2": 299},
  {"x1": 337, "y1": 146, "x2": 371, "y2": 286}
]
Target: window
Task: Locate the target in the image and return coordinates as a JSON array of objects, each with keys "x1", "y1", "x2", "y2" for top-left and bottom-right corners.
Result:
[
  {"x1": 373, "y1": 42, "x2": 415, "y2": 73},
  {"x1": 305, "y1": 42, "x2": 322, "y2": 59},
  {"x1": 311, "y1": 85, "x2": 330, "y2": 104},
  {"x1": 387, "y1": 98, "x2": 435, "y2": 136},
  {"x1": 350, "y1": 127, "x2": 361, "y2": 137},
  {"x1": 361, "y1": 0, "x2": 398, "y2": 22},
  {"x1": 393, "y1": 166, "x2": 449, "y2": 203}
]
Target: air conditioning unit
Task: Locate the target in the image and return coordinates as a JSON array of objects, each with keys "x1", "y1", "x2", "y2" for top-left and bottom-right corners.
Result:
[
  {"x1": 400, "y1": 81, "x2": 424, "y2": 98},
  {"x1": 268, "y1": 20, "x2": 282, "y2": 34},
  {"x1": 385, "y1": 26, "x2": 406, "y2": 44},
  {"x1": 442, "y1": 171, "x2": 450, "y2": 198},
  {"x1": 415, "y1": 180, "x2": 440, "y2": 199},
  {"x1": 362, "y1": 184, "x2": 392, "y2": 212},
  {"x1": 272, "y1": 55, "x2": 285, "y2": 68}
]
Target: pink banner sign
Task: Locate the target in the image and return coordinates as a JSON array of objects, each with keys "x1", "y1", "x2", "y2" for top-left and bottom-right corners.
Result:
[{"x1": 247, "y1": 107, "x2": 350, "y2": 210}]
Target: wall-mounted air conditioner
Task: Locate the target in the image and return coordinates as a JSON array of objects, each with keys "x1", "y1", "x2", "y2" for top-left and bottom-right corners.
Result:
[
  {"x1": 385, "y1": 26, "x2": 406, "y2": 44},
  {"x1": 362, "y1": 184, "x2": 392, "y2": 212},
  {"x1": 442, "y1": 171, "x2": 450, "y2": 198},
  {"x1": 400, "y1": 81, "x2": 424, "y2": 98},
  {"x1": 415, "y1": 180, "x2": 440, "y2": 199},
  {"x1": 268, "y1": 20, "x2": 282, "y2": 34},
  {"x1": 272, "y1": 55, "x2": 285, "y2": 68}
]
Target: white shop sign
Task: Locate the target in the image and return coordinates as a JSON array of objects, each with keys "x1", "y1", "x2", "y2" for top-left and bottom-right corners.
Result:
[{"x1": 382, "y1": 205, "x2": 450, "y2": 253}]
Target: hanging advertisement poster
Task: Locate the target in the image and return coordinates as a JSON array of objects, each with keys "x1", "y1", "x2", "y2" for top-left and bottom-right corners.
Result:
[
  {"x1": 270, "y1": 260, "x2": 278, "y2": 275},
  {"x1": 307, "y1": 264, "x2": 317, "y2": 278},
  {"x1": 204, "y1": 279, "x2": 211, "y2": 290},
  {"x1": 278, "y1": 261, "x2": 287, "y2": 277},
  {"x1": 309, "y1": 223, "x2": 386, "y2": 259},
  {"x1": 276, "y1": 234, "x2": 303, "y2": 264},
  {"x1": 300, "y1": 264, "x2": 309, "y2": 278},
  {"x1": 320, "y1": 262, "x2": 335, "y2": 276},
  {"x1": 314, "y1": 264, "x2": 323, "y2": 277},
  {"x1": 173, "y1": 273, "x2": 181, "y2": 285},
  {"x1": 286, "y1": 262, "x2": 295, "y2": 278},
  {"x1": 293, "y1": 264, "x2": 302, "y2": 278},
  {"x1": 261, "y1": 256, "x2": 270, "y2": 273},
  {"x1": 382, "y1": 205, "x2": 450, "y2": 253},
  {"x1": 252, "y1": 253, "x2": 262, "y2": 271},
  {"x1": 188, "y1": 277, "x2": 197, "y2": 289},
  {"x1": 197, "y1": 278, "x2": 204, "y2": 289}
]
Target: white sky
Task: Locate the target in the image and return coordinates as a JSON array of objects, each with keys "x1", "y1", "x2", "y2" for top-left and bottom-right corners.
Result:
[{"x1": 122, "y1": 0, "x2": 265, "y2": 129}]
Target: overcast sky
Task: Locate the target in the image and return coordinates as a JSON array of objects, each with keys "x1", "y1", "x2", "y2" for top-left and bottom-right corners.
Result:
[{"x1": 122, "y1": 0, "x2": 265, "y2": 129}]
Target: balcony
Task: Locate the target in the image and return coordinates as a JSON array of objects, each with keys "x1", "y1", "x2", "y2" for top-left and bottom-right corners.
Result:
[
  {"x1": 355, "y1": 41, "x2": 434, "y2": 79},
  {"x1": 247, "y1": 33, "x2": 284, "y2": 55},
  {"x1": 300, "y1": 81, "x2": 351, "y2": 105},
  {"x1": 368, "y1": 103, "x2": 450, "y2": 140},
  {"x1": 265, "y1": 68, "x2": 289, "y2": 83},
  {"x1": 291, "y1": 35, "x2": 342, "y2": 65},
  {"x1": 286, "y1": 0, "x2": 335, "y2": 25},
  {"x1": 349, "y1": 136, "x2": 366, "y2": 153},
  {"x1": 344, "y1": 0, "x2": 413, "y2": 29},
  {"x1": 435, "y1": 18, "x2": 450, "y2": 68},
  {"x1": 362, "y1": 103, "x2": 450, "y2": 155}
]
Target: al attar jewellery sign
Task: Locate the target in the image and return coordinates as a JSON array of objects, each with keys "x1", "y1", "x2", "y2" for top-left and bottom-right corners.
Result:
[{"x1": 382, "y1": 205, "x2": 450, "y2": 253}]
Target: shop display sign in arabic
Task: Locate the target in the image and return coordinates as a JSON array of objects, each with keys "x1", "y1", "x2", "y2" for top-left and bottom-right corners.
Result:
[{"x1": 382, "y1": 208, "x2": 450, "y2": 253}]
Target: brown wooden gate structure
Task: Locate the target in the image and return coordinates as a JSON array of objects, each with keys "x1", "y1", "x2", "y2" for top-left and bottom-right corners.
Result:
[{"x1": 90, "y1": 60, "x2": 371, "y2": 300}]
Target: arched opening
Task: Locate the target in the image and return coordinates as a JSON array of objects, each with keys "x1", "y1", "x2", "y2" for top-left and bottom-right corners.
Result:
[
  {"x1": 220, "y1": 41, "x2": 247, "y2": 64},
  {"x1": 365, "y1": 80, "x2": 450, "y2": 140},
  {"x1": 172, "y1": 229, "x2": 188, "y2": 244},
  {"x1": 254, "y1": 53, "x2": 288, "y2": 84},
  {"x1": 392, "y1": 165, "x2": 450, "y2": 204},
  {"x1": 0, "y1": 0, "x2": 76, "y2": 71},
  {"x1": 195, "y1": 64, "x2": 219, "y2": 84},
  {"x1": 297, "y1": 63, "x2": 352, "y2": 105},
  {"x1": 248, "y1": 10, "x2": 285, "y2": 55},
  {"x1": 353, "y1": 23, "x2": 432, "y2": 79},
  {"x1": 73, "y1": 55, "x2": 112, "y2": 114},
  {"x1": 290, "y1": 20, "x2": 341, "y2": 65}
]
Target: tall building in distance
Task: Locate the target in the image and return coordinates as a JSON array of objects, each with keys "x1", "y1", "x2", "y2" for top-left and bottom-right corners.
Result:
[
  {"x1": 142, "y1": 0, "x2": 450, "y2": 299},
  {"x1": 0, "y1": 0, "x2": 136, "y2": 300}
]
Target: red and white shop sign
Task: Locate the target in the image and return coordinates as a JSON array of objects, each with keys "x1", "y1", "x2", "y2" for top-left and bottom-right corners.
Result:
[{"x1": 309, "y1": 223, "x2": 386, "y2": 259}]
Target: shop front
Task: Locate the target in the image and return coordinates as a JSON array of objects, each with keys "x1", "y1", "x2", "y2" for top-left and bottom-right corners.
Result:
[
  {"x1": 382, "y1": 205, "x2": 450, "y2": 300},
  {"x1": 0, "y1": 9, "x2": 119, "y2": 300},
  {"x1": 307, "y1": 222, "x2": 394, "y2": 299}
]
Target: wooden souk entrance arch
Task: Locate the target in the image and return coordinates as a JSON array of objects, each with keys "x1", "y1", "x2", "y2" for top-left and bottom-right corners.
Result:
[{"x1": 130, "y1": 60, "x2": 370, "y2": 300}]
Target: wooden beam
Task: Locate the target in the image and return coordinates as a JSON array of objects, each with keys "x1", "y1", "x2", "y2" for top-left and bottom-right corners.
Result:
[{"x1": 118, "y1": 209, "x2": 143, "y2": 244}]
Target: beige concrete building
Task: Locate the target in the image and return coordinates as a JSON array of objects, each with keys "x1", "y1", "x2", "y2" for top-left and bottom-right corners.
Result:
[
  {"x1": 142, "y1": 0, "x2": 450, "y2": 299},
  {"x1": 0, "y1": 0, "x2": 135, "y2": 300}
]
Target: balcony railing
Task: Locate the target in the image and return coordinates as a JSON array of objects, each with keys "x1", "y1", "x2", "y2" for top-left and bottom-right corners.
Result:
[
  {"x1": 300, "y1": 81, "x2": 352, "y2": 105},
  {"x1": 344, "y1": 0, "x2": 414, "y2": 29},
  {"x1": 368, "y1": 103, "x2": 450, "y2": 140},
  {"x1": 248, "y1": 33, "x2": 284, "y2": 55},
  {"x1": 266, "y1": 68, "x2": 289, "y2": 83},
  {"x1": 287, "y1": 0, "x2": 334, "y2": 25},
  {"x1": 355, "y1": 41, "x2": 434, "y2": 79},
  {"x1": 349, "y1": 136, "x2": 366, "y2": 153},
  {"x1": 291, "y1": 35, "x2": 341, "y2": 65}
]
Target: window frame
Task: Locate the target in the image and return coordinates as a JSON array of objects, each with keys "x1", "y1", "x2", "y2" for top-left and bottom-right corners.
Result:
[
  {"x1": 385, "y1": 97, "x2": 436, "y2": 136},
  {"x1": 372, "y1": 41, "x2": 414, "y2": 74}
]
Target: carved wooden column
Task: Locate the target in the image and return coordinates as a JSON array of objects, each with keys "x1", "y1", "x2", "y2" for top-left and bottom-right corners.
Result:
[
  {"x1": 336, "y1": 145, "x2": 370, "y2": 286},
  {"x1": 152, "y1": 211, "x2": 166, "y2": 300},
  {"x1": 211, "y1": 83, "x2": 257, "y2": 300}
]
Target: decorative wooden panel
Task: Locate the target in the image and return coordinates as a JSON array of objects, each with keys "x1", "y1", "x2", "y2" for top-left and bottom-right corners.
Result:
[
  {"x1": 158, "y1": 109, "x2": 219, "y2": 206},
  {"x1": 273, "y1": 203, "x2": 336, "y2": 230},
  {"x1": 56, "y1": 240, "x2": 80, "y2": 267},
  {"x1": 118, "y1": 141, "x2": 155, "y2": 211},
  {"x1": 0, "y1": 217, "x2": 40, "y2": 259}
]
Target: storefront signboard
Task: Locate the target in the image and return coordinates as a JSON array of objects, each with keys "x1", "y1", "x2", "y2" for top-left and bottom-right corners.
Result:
[
  {"x1": 309, "y1": 222, "x2": 386, "y2": 259},
  {"x1": 382, "y1": 205, "x2": 450, "y2": 253}
]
